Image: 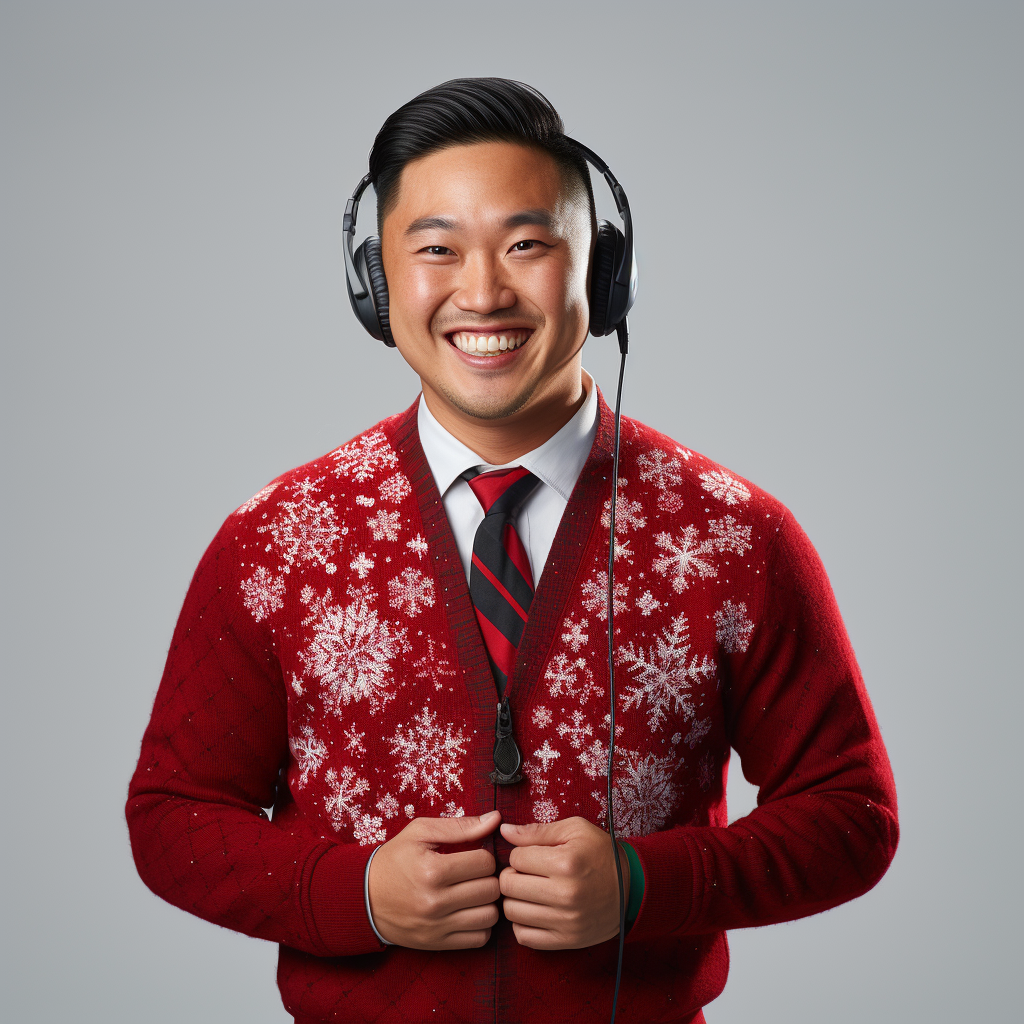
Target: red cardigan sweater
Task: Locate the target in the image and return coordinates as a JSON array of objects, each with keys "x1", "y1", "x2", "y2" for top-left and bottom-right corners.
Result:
[{"x1": 127, "y1": 393, "x2": 898, "y2": 1023}]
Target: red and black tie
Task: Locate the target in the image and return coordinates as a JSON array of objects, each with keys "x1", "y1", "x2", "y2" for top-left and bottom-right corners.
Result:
[{"x1": 465, "y1": 466, "x2": 541, "y2": 698}]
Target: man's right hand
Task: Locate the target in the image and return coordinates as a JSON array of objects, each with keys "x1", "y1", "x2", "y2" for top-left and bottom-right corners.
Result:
[{"x1": 367, "y1": 809, "x2": 502, "y2": 949}]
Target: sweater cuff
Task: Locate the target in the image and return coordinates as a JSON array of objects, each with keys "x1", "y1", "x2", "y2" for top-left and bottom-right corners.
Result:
[
  {"x1": 622, "y1": 829, "x2": 697, "y2": 942},
  {"x1": 309, "y1": 842, "x2": 387, "y2": 956}
]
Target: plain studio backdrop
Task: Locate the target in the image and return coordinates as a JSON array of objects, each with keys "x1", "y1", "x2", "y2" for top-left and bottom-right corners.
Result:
[{"x1": 2, "y1": 3, "x2": 1019, "y2": 1021}]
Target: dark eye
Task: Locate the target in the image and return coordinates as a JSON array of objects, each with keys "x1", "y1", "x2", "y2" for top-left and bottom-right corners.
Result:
[
  {"x1": 423, "y1": 245, "x2": 453, "y2": 256},
  {"x1": 512, "y1": 240, "x2": 536, "y2": 251}
]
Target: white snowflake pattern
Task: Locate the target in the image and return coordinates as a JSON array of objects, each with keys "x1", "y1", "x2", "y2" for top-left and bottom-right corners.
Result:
[
  {"x1": 532, "y1": 799, "x2": 560, "y2": 824},
  {"x1": 258, "y1": 477, "x2": 341, "y2": 570},
  {"x1": 355, "y1": 495, "x2": 375, "y2": 507},
  {"x1": 545, "y1": 653, "x2": 602, "y2": 703},
  {"x1": 577, "y1": 716, "x2": 624, "y2": 779},
  {"x1": 368, "y1": 509, "x2": 402, "y2": 542},
  {"x1": 412, "y1": 639, "x2": 458, "y2": 691},
  {"x1": 353, "y1": 814, "x2": 386, "y2": 845},
  {"x1": 349, "y1": 551, "x2": 375, "y2": 579},
  {"x1": 700, "y1": 470, "x2": 750, "y2": 505},
  {"x1": 388, "y1": 708, "x2": 469, "y2": 804},
  {"x1": 601, "y1": 749, "x2": 681, "y2": 836},
  {"x1": 708, "y1": 515, "x2": 753, "y2": 555},
  {"x1": 324, "y1": 766, "x2": 370, "y2": 831},
  {"x1": 404, "y1": 804, "x2": 415, "y2": 818},
  {"x1": 289, "y1": 724, "x2": 328, "y2": 788},
  {"x1": 556, "y1": 709, "x2": 594, "y2": 750},
  {"x1": 657, "y1": 490, "x2": 685, "y2": 514},
  {"x1": 387, "y1": 567, "x2": 436, "y2": 617},
  {"x1": 676, "y1": 446, "x2": 693, "y2": 462},
  {"x1": 532, "y1": 706, "x2": 553, "y2": 729},
  {"x1": 636, "y1": 590, "x2": 662, "y2": 616},
  {"x1": 290, "y1": 673, "x2": 304, "y2": 696},
  {"x1": 239, "y1": 566, "x2": 286, "y2": 622},
  {"x1": 532, "y1": 739, "x2": 562, "y2": 774},
  {"x1": 714, "y1": 599, "x2": 755, "y2": 653},
  {"x1": 619, "y1": 613, "x2": 715, "y2": 732},
  {"x1": 406, "y1": 533, "x2": 428, "y2": 559},
  {"x1": 300, "y1": 589, "x2": 409, "y2": 716},
  {"x1": 377, "y1": 793, "x2": 399, "y2": 818},
  {"x1": 684, "y1": 717, "x2": 711, "y2": 748},
  {"x1": 343, "y1": 726, "x2": 367, "y2": 756},
  {"x1": 652, "y1": 526, "x2": 719, "y2": 593},
  {"x1": 601, "y1": 479, "x2": 647, "y2": 535},
  {"x1": 378, "y1": 472, "x2": 412, "y2": 504},
  {"x1": 637, "y1": 450, "x2": 683, "y2": 490},
  {"x1": 561, "y1": 617, "x2": 589, "y2": 653},
  {"x1": 235, "y1": 481, "x2": 280, "y2": 515},
  {"x1": 581, "y1": 570, "x2": 628, "y2": 621},
  {"x1": 331, "y1": 430, "x2": 399, "y2": 483},
  {"x1": 441, "y1": 803, "x2": 465, "y2": 818}
]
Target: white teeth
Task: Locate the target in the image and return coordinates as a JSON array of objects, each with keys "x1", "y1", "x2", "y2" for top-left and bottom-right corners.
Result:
[{"x1": 452, "y1": 330, "x2": 529, "y2": 355}]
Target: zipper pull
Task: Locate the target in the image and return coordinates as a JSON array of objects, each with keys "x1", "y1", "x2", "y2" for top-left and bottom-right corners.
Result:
[{"x1": 489, "y1": 699, "x2": 523, "y2": 785}]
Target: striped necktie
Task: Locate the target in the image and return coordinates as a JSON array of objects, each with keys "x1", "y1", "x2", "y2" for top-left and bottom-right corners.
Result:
[{"x1": 465, "y1": 466, "x2": 542, "y2": 698}]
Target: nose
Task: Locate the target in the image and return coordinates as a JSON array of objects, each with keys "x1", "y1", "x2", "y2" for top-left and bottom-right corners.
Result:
[{"x1": 452, "y1": 251, "x2": 516, "y2": 315}]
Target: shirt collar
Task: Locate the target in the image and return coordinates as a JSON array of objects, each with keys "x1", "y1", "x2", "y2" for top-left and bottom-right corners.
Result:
[{"x1": 417, "y1": 370, "x2": 599, "y2": 501}]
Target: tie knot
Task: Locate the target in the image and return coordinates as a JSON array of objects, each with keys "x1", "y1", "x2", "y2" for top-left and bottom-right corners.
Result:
[{"x1": 466, "y1": 466, "x2": 540, "y2": 516}]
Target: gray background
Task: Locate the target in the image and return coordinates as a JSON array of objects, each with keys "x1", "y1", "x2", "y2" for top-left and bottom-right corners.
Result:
[{"x1": 2, "y1": 2, "x2": 1020, "y2": 1021}]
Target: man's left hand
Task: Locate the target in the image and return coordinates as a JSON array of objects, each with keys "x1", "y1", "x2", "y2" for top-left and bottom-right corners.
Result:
[{"x1": 498, "y1": 816, "x2": 630, "y2": 949}]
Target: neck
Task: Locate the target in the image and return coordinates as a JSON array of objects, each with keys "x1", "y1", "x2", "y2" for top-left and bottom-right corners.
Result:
[{"x1": 422, "y1": 370, "x2": 590, "y2": 465}]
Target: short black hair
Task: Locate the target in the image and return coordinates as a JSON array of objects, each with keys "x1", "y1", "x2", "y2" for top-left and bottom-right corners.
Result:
[{"x1": 368, "y1": 78, "x2": 595, "y2": 236}]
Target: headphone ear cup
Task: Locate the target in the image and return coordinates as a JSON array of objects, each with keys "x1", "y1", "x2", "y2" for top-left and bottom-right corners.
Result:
[
  {"x1": 360, "y1": 235, "x2": 394, "y2": 347},
  {"x1": 588, "y1": 219, "x2": 624, "y2": 337}
]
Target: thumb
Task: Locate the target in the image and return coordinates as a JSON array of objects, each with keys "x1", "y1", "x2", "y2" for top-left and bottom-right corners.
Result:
[
  {"x1": 500, "y1": 818, "x2": 570, "y2": 847},
  {"x1": 414, "y1": 809, "x2": 501, "y2": 844}
]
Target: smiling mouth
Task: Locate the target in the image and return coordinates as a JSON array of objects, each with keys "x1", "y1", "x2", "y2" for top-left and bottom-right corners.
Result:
[{"x1": 447, "y1": 329, "x2": 532, "y2": 356}]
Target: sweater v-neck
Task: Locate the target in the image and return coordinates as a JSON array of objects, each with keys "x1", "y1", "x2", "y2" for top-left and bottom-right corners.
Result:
[{"x1": 384, "y1": 391, "x2": 615, "y2": 801}]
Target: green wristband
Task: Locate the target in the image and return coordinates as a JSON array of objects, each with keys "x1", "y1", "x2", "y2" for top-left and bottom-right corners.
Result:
[{"x1": 620, "y1": 841, "x2": 645, "y2": 926}]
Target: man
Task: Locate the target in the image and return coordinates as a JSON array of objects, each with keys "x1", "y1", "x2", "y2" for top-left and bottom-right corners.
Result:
[{"x1": 127, "y1": 79, "x2": 899, "y2": 1023}]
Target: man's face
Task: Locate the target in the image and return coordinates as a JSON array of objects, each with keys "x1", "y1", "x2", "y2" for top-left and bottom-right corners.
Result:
[{"x1": 381, "y1": 141, "x2": 593, "y2": 424}]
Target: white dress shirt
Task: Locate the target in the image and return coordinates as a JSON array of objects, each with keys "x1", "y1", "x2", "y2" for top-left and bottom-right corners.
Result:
[
  {"x1": 363, "y1": 371, "x2": 598, "y2": 945},
  {"x1": 416, "y1": 371, "x2": 599, "y2": 586}
]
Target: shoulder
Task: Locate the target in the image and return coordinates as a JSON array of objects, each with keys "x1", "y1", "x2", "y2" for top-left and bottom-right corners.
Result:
[{"x1": 617, "y1": 415, "x2": 790, "y2": 542}]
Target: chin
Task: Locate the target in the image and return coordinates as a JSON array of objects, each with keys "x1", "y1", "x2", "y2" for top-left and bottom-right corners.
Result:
[{"x1": 437, "y1": 381, "x2": 536, "y2": 423}]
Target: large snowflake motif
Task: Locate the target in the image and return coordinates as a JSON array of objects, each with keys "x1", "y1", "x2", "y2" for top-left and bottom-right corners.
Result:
[
  {"x1": 323, "y1": 765, "x2": 370, "y2": 831},
  {"x1": 699, "y1": 470, "x2": 750, "y2": 505},
  {"x1": 714, "y1": 599, "x2": 755, "y2": 653},
  {"x1": 580, "y1": 570, "x2": 628, "y2": 621},
  {"x1": 600, "y1": 478, "x2": 647, "y2": 535},
  {"x1": 387, "y1": 567, "x2": 436, "y2": 617},
  {"x1": 239, "y1": 566, "x2": 286, "y2": 622},
  {"x1": 289, "y1": 724, "x2": 328, "y2": 788},
  {"x1": 597, "y1": 749, "x2": 681, "y2": 836},
  {"x1": 353, "y1": 814, "x2": 387, "y2": 846},
  {"x1": 378, "y1": 472, "x2": 412, "y2": 504},
  {"x1": 637, "y1": 450, "x2": 683, "y2": 490},
  {"x1": 300, "y1": 589, "x2": 409, "y2": 716},
  {"x1": 652, "y1": 526, "x2": 718, "y2": 593},
  {"x1": 556, "y1": 709, "x2": 594, "y2": 750},
  {"x1": 561, "y1": 616, "x2": 589, "y2": 653},
  {"x1": 368, "y1": 509, "x2": 402, "y2": 542},
  {"x1": 330, "y1": 430, "x2": 399, "y2": 483},
  {"x1": 388, "y1": 708, "x2": 468, "y2": 804},
  {"x1": 708, "y1": 515, "x2": 753, "y2": 555},
  {"x1": 257, "y1": 477, "x2": 341, "y2": 570},
  {"x1": 545, "y1": 652, "x2": 602, "y2": 703},
  {"x1": 619, "y1": 613, "x2": 715, "y2": 731}
]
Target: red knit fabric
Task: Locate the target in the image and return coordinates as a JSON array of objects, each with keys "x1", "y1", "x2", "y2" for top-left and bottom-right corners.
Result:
[{"x1": 126, "y1": 391, "x2": 898, "y2": 1023}]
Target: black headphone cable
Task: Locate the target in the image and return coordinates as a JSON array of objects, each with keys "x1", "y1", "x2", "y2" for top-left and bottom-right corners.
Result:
[{"x1": 607, "y1": 316, "x2": 629, "y2": 1024}]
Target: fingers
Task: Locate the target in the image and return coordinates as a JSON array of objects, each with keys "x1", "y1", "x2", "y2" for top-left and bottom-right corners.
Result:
[
  {"x1": 414, "y1": 810, "x2": 501, "y2": 845},
  {"x1": 507, "y1": 842, "x2": 563, "y2": 878},
  {"x1": 498, "y1": 865, "x2": 561, "y2": 905},
  {"x1": 510, "y1": 923, "x2": 565, "y2": 951},
  {"x1": 426, "y1": 846, "x2": 497, "y2": 887},
  {"x1": 502, "y1": 896, "x2": 563, "y2": 931},
  {"x1": 442, "y1": 902, "x2": 500, "y2": 934},
  {"x1": 500, "y1": 818, "x2": 572, "y2": 847},
  {"x1": 441, "y1": 874, "x2": 501, "y2": 913}
]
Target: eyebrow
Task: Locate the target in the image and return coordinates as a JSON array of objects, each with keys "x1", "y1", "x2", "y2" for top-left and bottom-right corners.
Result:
[{"x1": 403, "y1": 209, "x2": 556, "y2": 235}]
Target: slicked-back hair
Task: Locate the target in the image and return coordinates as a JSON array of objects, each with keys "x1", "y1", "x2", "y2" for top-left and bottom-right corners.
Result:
[{"x1": 368, "y1": 78, "x2": 596, "y2": 236}]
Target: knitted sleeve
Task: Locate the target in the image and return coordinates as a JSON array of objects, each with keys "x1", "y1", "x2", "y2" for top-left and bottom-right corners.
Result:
[
  {"x1": 125, "y1": 518, "x2": 385, "y2": 958},
  {"x1": 624, "y1": 510, "x2": 899, "y2": 940}
]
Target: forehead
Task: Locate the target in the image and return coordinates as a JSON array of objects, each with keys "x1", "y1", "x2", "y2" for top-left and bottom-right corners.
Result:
[{"x1": 388, "y1": 141, "x2": 583, "y2": 226}]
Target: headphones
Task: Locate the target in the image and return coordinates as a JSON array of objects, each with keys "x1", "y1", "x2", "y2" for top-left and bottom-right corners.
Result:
[{"x1": 343, "y1": 137, "x2": 637, "y2": 345}]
